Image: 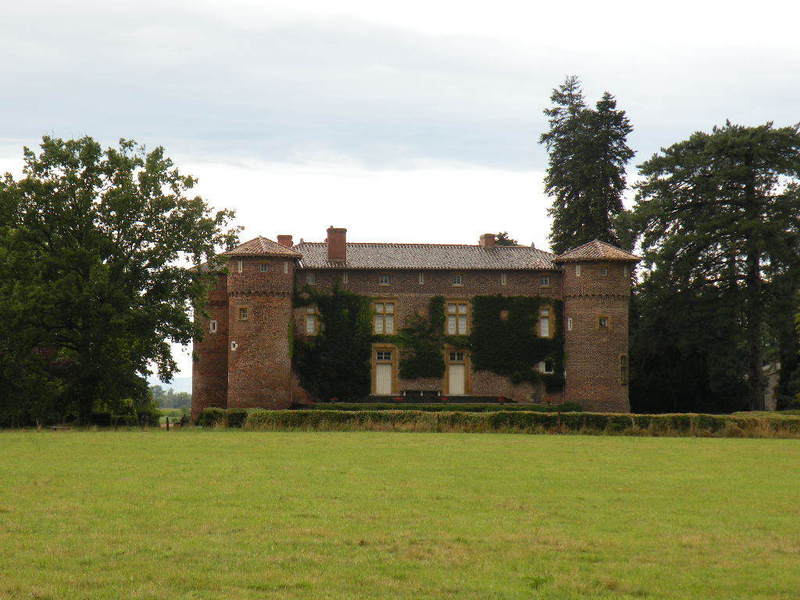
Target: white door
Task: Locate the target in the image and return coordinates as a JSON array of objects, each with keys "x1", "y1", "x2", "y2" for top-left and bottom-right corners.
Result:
[
  {"x1": 376, "y1": 364, "x2": 392, "y2": 395},
  {"x1": 448, "y1": 364, "x2": 465, "y2": 395}
]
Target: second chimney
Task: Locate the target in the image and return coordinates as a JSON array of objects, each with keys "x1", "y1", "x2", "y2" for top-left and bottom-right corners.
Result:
[
  {"x1": 479, "y1": 233, "x2": 496, "y2": 248},
  {"x1": 277, "y1": 234, "x2": 293, "y2": 248},
  {"x1": 327, "y1": 226, "x2": 347, "y2": 262}
]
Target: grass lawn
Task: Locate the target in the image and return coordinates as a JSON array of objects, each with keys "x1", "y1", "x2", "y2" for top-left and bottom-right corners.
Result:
[{"x1": 1, "y1": 431, "x2": 799, "y2": 599}]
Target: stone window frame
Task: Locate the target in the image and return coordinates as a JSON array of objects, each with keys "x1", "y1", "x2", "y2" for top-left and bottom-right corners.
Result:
[
  {"x1": 372, "y1": 299, "x2": 396, "y2": 335},
  {"x1": 238, "y1": 306, "x2": 250, "y2": 321},
  {"x1": 567, "y1": 316, "x2": 573, "y2": 331},
  {"x1": 500, "y1": 272, "x2": 507, "y2": 286},
  {"x1": 209, "y1": 319, "x2": 218, "y2": 333},
  {"x1": 371, "y1": 342, "x2": 398, "y2": 395},
  {"x1": 540, "y1": 275, "x2": 551, "y2": 287},
  {"x1": 304, "y1": 306, "x2": 319, "y2": 336},
  {"x1": 575, "y1": 264, "x2": 581, "y2": 277},
  {"x1": 259, "y1": 263, "x2": 270, "y2": 272},
  {"x1": 418, "y1": 272, "x2": 425, "y2": 285},
  {"x1": 538, "y1": 305, "x2": 553, "y2": 338},
  {"x1": 283, "y1": 261, "x2": 290, "y2": 274},
  {"x1": 236, "y1": 259, "x2": 243, "y2": 273},
  {"x1": 452, "y1": 273, "x2": 464, "y2": 287},
  {"x1": 598, "y1": 315, "x2": 610, "y2": 330},
  {"x1": 538, "y1": 360, "x2": 555, "y2": 374},
  {"x1": 445, "y1": 299, "x2": 470, "y2": 335}
]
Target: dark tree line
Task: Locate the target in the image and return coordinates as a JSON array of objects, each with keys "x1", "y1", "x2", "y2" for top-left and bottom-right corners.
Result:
[{"x1": 541, "y1": 77, "x2": 800, "y2": 412}]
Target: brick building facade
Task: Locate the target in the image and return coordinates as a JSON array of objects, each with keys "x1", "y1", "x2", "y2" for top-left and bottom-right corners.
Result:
[{"x1": 192, "y1": 228, "x2": 639, "y2": 417}]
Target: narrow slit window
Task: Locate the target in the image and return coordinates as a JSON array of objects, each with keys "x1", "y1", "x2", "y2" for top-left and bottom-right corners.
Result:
[
  {"x1": 576, "y1": 264, "x2": 581, "y2": 277},
  {"x1": 283, "y1": 261, "x2": 289, "y2": 274},
  {"x1": 237, "y1": 260, "x2": 243, "y2": 273},
  {"x1": 500, "y1": 272, "x2": 507, "y2": 286},
  {"x1": 418, "y1": 272, "x2": 425, "y2": 285},
  {"x1": 620, "y1": 354, "x2": 629, "y2": 385},
  {"x1": 567, "y1": 317, "x2": 573, "y2": 331},
  {"x1": 209, "y1": 319, "x2": 218, "y2": 333}
]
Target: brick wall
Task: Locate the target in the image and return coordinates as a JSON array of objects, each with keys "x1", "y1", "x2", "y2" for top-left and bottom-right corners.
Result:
[
  {"x1": 561, "y1": 262, "x2": 631, "y2": 412},
  {"x1": 191, "y1": 273, "x2": 229, "y2": 419}
]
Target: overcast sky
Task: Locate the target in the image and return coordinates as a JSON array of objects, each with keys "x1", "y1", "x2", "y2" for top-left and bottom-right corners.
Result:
[{"x1": 3, "y1": 0, "x2": 798, "y2": 380}]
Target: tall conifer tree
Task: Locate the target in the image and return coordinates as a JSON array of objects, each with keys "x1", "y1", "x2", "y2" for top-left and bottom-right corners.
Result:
[{"x1": 540, "y1": 76, "x2": 634, "y2": 254}]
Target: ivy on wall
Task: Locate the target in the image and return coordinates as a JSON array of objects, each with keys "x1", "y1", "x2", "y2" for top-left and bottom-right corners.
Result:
[
  {"x1": 469, "y1": 296, "x2": 565, "y2": 392},
  {"x1": 293, "y1": 288, "x2": 565, "y2": 400},
  {"x1": 293, "y1": 286, "x2": 373, "y2": 401},
  {"x1": 394, "y1": 296, "x2": 446, "y2": 379}
]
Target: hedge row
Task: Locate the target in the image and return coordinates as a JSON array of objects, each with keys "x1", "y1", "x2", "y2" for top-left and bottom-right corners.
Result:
[
  {"x1": 195, "y1": 408, "x2": 800, "y2": 438},
  {"x1": 292, "y1": 402, "x2": 583, "y2": 413}
]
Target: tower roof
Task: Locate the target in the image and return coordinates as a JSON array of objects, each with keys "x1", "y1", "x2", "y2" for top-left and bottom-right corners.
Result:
[
  {"x1": 223, "y1": 236, "x2": 301, "y2": 258},
  {"x1": 553, "y1": 240, "x2": 640, "y2": 263}
]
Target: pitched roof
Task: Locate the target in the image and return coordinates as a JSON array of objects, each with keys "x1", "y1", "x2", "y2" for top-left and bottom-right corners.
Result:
[
  {"x1": 224, "y1": 237, "x2": 301, "y2": 258},
  {"x1": 553, "y1": 240, "x2": 640, "y2": 263},
  {"x1": 295, "y1": 242, "x2": 557, "y2": 270}
]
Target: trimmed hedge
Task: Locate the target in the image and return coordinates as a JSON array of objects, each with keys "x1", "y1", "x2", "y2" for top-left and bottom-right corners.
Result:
[
  {"x1": 292, "y1": 402, "x2": 584, "y2": 413},
  {"x1": 195, "y1": 408, "x2": 800, "y2": 438}
]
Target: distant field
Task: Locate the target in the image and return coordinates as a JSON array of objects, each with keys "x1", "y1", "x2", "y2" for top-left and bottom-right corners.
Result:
[{"x1": 1, "y1": 431, "x2": 799, "y2": 599}]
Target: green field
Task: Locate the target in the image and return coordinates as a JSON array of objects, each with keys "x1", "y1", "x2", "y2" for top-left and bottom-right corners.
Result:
[{"x1": 1, "y1": 431, "x2": 799, "y2": 599}]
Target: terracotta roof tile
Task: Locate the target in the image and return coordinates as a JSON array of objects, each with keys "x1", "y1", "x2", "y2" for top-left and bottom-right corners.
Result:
[
  {"x1": 295, "y1": 242, "x2": 556, "y2": 270},
  {"x1": 224, "y1": 237, "x2": 301, "y2": 258},
  {"x1": 554, "y1": 240, "x2": 639, "y2": 263}
]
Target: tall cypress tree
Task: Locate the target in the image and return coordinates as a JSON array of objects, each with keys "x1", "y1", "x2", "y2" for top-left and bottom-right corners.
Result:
[
  {"x1": 632, "y1": 122, "x2": 800, "y2": 411},
  {"x1": 540, "y1": 76, "x2": 634, "y2": 254}
]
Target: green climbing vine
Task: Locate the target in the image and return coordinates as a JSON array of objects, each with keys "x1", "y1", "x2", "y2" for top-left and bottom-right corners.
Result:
[
  {"x1": 469, "y1": 296, "x2": 565, "y2": 392},
  {"x1": 293, "y1": 286, "x2": 373, "y2": 401}
]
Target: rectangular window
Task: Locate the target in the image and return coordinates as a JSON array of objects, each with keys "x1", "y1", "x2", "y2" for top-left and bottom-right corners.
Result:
[
  {"x1": 306, "y1": 272, "x2": 316, "y2": 285},
  {"x1": 283, "y1": 261, "x2": 289, "y2": 274},
  {"x1": 259, "y1": 263, "x2": 269, "y2": 272},
  {"x1": 539, "y1": 307, "x2": 551, "y2": 338},
  {"x1": 500, "y1": 272, "x2": 507, "y2": 286},
  {"x1": 418, "y1": 272, "x2": 425, "y2": 285},
  {"x1": 576, "y1": 264, "x2": 581, "y2": 277},
  {"x1": 304, "y1": 307, "x2": 318, "y2": 335},
  {"x1": 237, "y1": 260, "x2": 243, "y2": 273},
  {"x1": 449, "y1": 351, "x2": 465, "y2": 362},
  {"x1": 599, "y1": 316, "x2": 609, "y2": 329},
  {"x1": 342, "y1": 271, "x2": 349, "y2": 284},
  {"x1": 376, "y1": 350, "x2": 393, "y2": 361},
  {"x1": 620, "y1": 354, "x2": 629, "y2": 385},
  {"x1": 600, "y1": 266, "x2": 609, "y2": 276},
  {"x1": 238, "y1": 307, "x2": 249, "y2": 321},
  {"x1": 452, "y1": 274, "x2": 464, "y2": 286},
  {"x1": 379, "y1": 274, "x2": 391, "y2": 286},
  {"x1": 209, "y1": 319, "x2": 218, "y2": 333},
  {"x1": 539, "y1": 360, "x2": 554, "y2": 374},
  {"x1": 540, "y1": 276, "x2": 550, "y2": 287},
  {"x1": 446, "y1": 301, "x2": 469, "y2": 335},
  {"x1": 567, "y1": 317, "x2": 573, "y2": 331},
  {"x1": 373, "y1": 301, "x2": 395, "y2": 334}
]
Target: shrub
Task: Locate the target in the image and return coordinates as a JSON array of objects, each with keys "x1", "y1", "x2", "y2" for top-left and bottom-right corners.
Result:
[
  {"x1": 225, "y1": 409, "x2": 248, "y2": 428},
  {"x1": 196, "y1": 407, "x2": 226, "y2": 427},
  {"x1": 291, "y1": 402, "x2": 583, "y2": 413}
]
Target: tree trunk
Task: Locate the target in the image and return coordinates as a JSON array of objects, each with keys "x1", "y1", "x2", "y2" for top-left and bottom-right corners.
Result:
[{"x1": 743, "y1": 149, "x2": 765, "y2": 411}]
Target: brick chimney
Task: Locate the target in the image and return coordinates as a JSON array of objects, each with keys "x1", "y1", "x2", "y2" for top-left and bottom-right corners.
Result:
[
  {"x1": 327, "y1": 226, "x2": 347, "y2": 262},
  {"x1": 277, "y1": 234, "x2": 293, "y2": 248},
  {"x1": 479, "y1": 233, "x2": 496, "y2": 248}
]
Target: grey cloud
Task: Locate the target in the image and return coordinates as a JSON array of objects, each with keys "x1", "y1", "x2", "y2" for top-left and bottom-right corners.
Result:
[{"x1": 1, "y1": 2, "x2": 798, "y2": 169}]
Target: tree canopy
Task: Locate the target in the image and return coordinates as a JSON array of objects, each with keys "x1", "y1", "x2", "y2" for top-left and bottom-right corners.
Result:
[
  {"x1": 0, "y1": 136, "x2": 239, "y2": 424},
  {"x1": 630, "y1": 122, "x2": 800, "y2": 411},
  {"x1": 540, "y1": 76, "x2": 634, "y2": 254}
]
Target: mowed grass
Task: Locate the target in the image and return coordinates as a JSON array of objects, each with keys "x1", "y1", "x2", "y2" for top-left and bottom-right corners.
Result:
[{"x1": 1, "y1": 432, "x2": 799, "y2": 599}]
